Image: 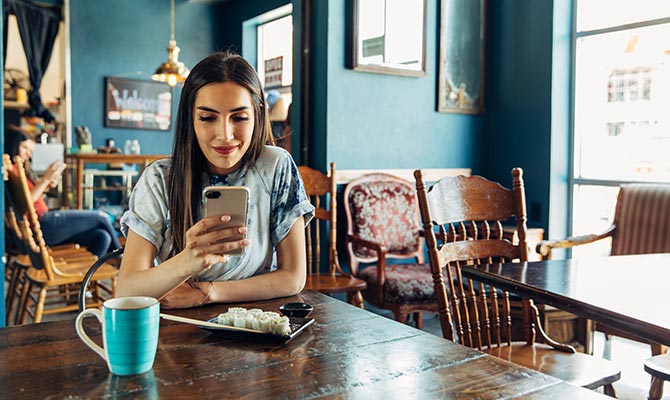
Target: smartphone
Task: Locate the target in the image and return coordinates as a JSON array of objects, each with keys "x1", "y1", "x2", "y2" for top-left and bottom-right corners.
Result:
[
  {"x1": 202, "y1": 186, "x2": 250, "y2": 255},
  {"x1": 55, "y1": 160, "x2": 67, "y2": 175}
]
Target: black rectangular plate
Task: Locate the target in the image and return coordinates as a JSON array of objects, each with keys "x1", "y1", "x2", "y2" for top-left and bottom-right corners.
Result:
[{"x1": 199, "y1": 316, "x2": 315, "y2": 343}]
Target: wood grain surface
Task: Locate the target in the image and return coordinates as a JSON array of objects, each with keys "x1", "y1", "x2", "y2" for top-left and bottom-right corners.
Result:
[{"x1": 0, "y1": 291, "x2": 609, "y2": 399}]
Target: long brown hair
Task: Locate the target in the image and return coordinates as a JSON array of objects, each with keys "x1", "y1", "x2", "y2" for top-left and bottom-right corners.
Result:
[{"x1": 168, "y1": 51, "x2": 273, "y2": 254}]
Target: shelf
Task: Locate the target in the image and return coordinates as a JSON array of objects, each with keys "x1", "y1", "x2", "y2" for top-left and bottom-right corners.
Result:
[
  {"x1": 4, "y1": 100, "x2": 62, "y2": 110},
  {"x1": 4, "y1": 100, "x2": 30, "y2": 110}
]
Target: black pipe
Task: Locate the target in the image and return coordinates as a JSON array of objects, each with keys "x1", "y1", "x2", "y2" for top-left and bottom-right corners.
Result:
[{"x1": 77, "y1": 247, "x2": 124, "y2": 313}]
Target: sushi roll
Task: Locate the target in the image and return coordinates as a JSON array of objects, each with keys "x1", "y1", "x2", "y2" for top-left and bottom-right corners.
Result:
[
  {"x1": 248, "y1": 308, "x2": 264, "y2": 317},
  {"x1": 257, "y1": 314, "x2": 272, "y2": 332},
  {"x1": 244, "y1": 313, "x2": 257, "y2": 329},
  {"x1": 217, "y1": 312, "x2": 232, "y2": 325},
  {"x1": 233, "y1": 313, "x2": 247, "y2": 328},
  {"x1": 271, "y1": 316, "x2": 291, "y2": 335}
]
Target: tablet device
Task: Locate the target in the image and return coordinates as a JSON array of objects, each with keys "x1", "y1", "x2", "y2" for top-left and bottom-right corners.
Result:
[{"x1": 31, "y1": 143, "x2": 64, "y2": 172}]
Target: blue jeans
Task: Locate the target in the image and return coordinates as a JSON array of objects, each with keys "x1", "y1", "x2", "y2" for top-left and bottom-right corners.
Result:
[{"x1": 39, "y1": 210, "x2": 122, "y2": 258}]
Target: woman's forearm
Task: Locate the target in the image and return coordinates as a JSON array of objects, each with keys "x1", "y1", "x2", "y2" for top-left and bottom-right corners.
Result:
[
  {"x1": 116, "y1": 258, "x2": 193, "y2": 299},
  {"x1": 116, "y1": 231, "x2": 194, "y2": 299},
  {"x1": 207, "y1": 268, "x2": 304, "y2": 303},
  {"x1": 30, "y1": 177, "x2": 51, "y2": 203}
]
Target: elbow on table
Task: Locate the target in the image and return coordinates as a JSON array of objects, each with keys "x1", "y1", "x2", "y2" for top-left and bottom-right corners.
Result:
[
  {"x1": 286, "y1": 274, "x2": 306, "y2": 296},
  {"x1": 283, "y1": 270, "x2": 306, "y2": 296}
]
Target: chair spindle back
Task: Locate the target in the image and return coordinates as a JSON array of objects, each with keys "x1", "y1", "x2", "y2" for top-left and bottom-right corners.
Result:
[{"x1": 415, "y1": 168, "x2": 530, "y2": 349}]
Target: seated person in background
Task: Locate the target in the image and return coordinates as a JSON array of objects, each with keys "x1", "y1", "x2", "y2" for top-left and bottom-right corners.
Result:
[
  {"x1": 5, "y1": 125, "x2": 122, "y2": 258},
  {"x1": 117, "y1": 51, "x2": 314, "y2": 308}
]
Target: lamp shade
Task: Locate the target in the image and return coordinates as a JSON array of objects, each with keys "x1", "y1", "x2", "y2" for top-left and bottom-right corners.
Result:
[
  {"x1": 152, "y1": 40, "x2": 189, "y2": 87},
  {"x1": 152, "y1": 0, "x2": 189, "y2": 87}
]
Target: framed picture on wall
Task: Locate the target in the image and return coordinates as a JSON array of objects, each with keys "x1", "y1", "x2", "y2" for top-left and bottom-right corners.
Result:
[
  {"x1": 347, "y1": 0, "x2": 427, "y2": 77},
  {"x1": 104, "y1": 77, "x2": 172, "y2": 131},
  {"x1": 437, "y1": 0, "x2": 486, "y2": 114}
]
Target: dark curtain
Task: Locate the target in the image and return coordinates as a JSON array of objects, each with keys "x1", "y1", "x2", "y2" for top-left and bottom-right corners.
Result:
[{"x1": 3, "y1": 0, "x2": 62, "y2": 123}]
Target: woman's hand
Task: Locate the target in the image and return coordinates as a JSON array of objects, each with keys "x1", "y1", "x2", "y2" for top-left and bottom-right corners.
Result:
[
  {"x1": 177, "y1": 214, "x2": 250, "y2": 275},
  {"x1": 117, "y1": 222, "x2": 248, "y2": 301},
  {"x1": 29, "y1": 160, "x2": 65, "y2": 202},
  {"x1": 42, "y1": 160, "x2": 65, "y2": 189},
  {"x1": 160, "y1": 280, "x2": 212, "y2": 309}
]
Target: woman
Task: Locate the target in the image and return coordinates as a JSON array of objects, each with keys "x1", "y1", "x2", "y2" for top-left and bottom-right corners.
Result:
[
  {"x1": 117, "y1": 52, "x2": 314, "y2": 308},
  {"x1": 4, "y1": 126, "x2": 122, "y2": 258}
]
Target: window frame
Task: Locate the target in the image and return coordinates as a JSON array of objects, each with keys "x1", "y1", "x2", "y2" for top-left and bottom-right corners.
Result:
[
  {"x1": 256, "y1": 13, "x2": 293, "y2": 89},
  {"x1": 569, "y1": 11, "x2": 670, "y2": 234}
]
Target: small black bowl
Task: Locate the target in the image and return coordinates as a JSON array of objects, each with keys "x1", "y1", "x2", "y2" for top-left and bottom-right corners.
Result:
[{"x1": 279, "y1": 302, "x2": 313, "y2": 318}]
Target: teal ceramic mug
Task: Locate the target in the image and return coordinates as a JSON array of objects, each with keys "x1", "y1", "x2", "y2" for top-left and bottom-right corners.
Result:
[{"x1": 76, "y1": 296, "x2": 160, "y2": 375}]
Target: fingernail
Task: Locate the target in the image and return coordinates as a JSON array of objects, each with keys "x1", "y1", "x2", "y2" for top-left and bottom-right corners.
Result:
[
  {"x1": 238, "y1": 227, "x2": 247, "y2": 234},
  {"x1": 221, "y1": 215, "x2": 231, "y2": 222}
]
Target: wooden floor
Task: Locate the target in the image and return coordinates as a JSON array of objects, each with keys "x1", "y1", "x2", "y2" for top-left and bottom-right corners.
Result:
[{"x1": 14, "y1": 292, "x2": 670, "y2": 400}]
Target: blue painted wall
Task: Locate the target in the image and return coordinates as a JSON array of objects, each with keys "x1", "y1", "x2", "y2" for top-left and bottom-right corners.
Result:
[
  {"x1": 215, "y1": 0, "x2": 289, "y2": 54},
  {"x1": 323, "y1": 0, "x2": 483, "y2": 172},
  {"x1": 69, "y1": 0, "x2": 485, "y2": 171},
  {"x1": 0, "y1": 0, "x2": 566, "y2": 322},
  {"x1": 483, "y1": 0, "x2": 557, "y2": 230},
  {"x1": 69, "y1": 0, "x2": 219, "y2": 154}
]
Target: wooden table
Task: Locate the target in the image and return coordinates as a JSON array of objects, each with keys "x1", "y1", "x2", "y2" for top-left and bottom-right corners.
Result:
[
  {"x1": 63, "y1": 153, "x2": 167, "y2": 209},
  {"x1": 0, "y1": 291, "x2": 607, "y2": 399},
  {"x1": 460, "y1": 253, "x2": 670, "y2": 347}
]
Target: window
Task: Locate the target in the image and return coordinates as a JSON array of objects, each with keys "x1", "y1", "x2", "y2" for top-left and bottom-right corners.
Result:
[
  {"x1": 606, "y1": 68, "x2": 652, "y2": 103},
  {"x1": 571, "y1": 3, "x2": 670, "y2": 257},
  {"x1": 247, "y1": 4, "x2": 293, "y2": 151},
  {"x1": 256, "y1": 14, "x2": 293, "y2": 89}
]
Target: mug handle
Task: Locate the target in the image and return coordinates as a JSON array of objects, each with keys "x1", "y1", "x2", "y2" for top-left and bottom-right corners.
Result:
[{"x1": 75, "y1": 309, "x2": 107, "y2": 362}]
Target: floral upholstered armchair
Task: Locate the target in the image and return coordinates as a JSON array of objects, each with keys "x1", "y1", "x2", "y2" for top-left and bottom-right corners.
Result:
[{"x1": 343, "y1": 173, "x2": 438, "y2": 327}]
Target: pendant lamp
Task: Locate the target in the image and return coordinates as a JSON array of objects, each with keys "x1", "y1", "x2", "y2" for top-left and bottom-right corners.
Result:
[{"x1": 152, "y1": 0, "x2": 189, "y2": 87}]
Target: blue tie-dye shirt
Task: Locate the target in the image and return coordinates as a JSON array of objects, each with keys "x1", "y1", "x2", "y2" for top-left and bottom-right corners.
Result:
[{"x1": 120, "y1": 146, "x2": 314, "y2": 281}]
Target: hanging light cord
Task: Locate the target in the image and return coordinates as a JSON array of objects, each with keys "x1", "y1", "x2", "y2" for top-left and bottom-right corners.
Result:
[{"x1": 170, "y1": 0, "x2": 176, "y2": 42}]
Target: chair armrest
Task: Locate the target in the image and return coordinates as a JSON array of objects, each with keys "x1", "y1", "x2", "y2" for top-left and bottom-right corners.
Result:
[
  {"x1": 347, "y1": 234, "x2": 388, "y2": 257},
  {"x1": 536, "y1": 225, "x2": 615, "y2": 259},
  {"x1": 347, "y1": 234, "x2": 388, "y2": 306}
]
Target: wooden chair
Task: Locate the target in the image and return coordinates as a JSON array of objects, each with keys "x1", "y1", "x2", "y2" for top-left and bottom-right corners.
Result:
[
  {"x1": 537, "y1": 183, "x2": 670, "y2": 259},
  {"x1": 343, "y1": 173, "x2": 438, "y2": 327},
  {"x1": 298, "y1": 163, "x2": 367, "y2": 307},
  {"x1": 3, "y1": 152, "x2": 99, "y2": 325},
  {"x1": 5, "y1": 156, "x2": 118, "y2": 324},
  {"x1": 537, "y1": 183, "x2": 670, "y2": 395},
  {"x1": 3, "y1": 152, "x2": 103, "y2": 324},
  {"x1": 645, "y1": 353, "x2": 670, "y2": 400},
  {"x1": 3, "y1": 204, "x2": 96, "y2": 325},
  {"x1": 414, "y1": 167, "x2": 620, "y2": 396}
]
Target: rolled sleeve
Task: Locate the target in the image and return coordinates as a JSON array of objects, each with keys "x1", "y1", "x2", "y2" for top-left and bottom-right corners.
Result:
[
  {"x1": 119, "y1": 160, "x2": 171, "y2": 253},
  {"x1": 270, "y1": 156, "x2": 315, "y2": 246}
]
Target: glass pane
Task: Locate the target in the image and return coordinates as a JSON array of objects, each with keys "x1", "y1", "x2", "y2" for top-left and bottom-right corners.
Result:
[
  {"x1": 576, "y1": 0, "x2": 670, "y2": 32},
  {"x1": 574, "y1": 23, "x2": 670, "y2": 182},
  {"x1": 571, "y1": 185, "x2": 619, "y2": 258},
  {"x1": 257, "y1": 15, "x2": 293, "y2": 88},
  {"x1": 355, "y1": 0, "x2": 425, "y2": 72}
]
